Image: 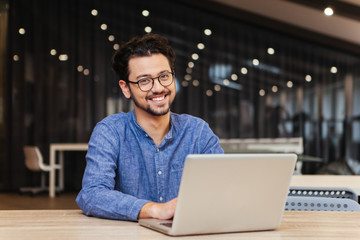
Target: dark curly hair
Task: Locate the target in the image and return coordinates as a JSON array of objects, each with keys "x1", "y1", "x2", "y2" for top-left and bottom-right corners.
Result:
[{"x1": 111, "y1": 33, "x2": 176, "y2": 81}]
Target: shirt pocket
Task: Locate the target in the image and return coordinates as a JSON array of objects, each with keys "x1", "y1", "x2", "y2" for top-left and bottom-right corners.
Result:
[
  {"x1": 170, "y1": 160, "x2": 184, "y2": 183},
  {"x1": 170, "y1": 160, "x2": 184, "y2": 173}
]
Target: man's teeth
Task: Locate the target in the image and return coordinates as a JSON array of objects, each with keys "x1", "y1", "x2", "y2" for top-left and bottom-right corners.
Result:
[{"x1": 152, "y1": 96, "x2": 165, "y2": 101}]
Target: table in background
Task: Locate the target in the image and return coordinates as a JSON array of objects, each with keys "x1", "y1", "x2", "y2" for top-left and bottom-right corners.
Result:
[
  {"x1": 49, "y1": 143, "x2": 88, "y2": 198},
  {"x1": 291, "y1": 174, "x2": 360, "y2": 199},
  {"x1": 0, "y1": 210, "x2": 359, "y2": 239}
]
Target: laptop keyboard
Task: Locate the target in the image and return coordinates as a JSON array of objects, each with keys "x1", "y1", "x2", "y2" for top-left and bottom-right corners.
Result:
[{"x1": 160, "y1": 222, "x2": 173, "y2": 228}]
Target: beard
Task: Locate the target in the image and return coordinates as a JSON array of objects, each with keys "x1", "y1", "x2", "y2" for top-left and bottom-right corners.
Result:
[{"x1": 129, "y1": 88, "x2": 173, "y2": 116}]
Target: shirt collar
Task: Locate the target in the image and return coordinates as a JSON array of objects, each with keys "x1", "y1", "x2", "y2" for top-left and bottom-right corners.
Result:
[{"x1": 129, "y1": 110, "x2": 174, "y2": 140}]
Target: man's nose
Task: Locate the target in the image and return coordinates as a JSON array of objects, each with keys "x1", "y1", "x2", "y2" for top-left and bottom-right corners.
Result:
[{"x1": 152, "y1": 78, "x2": 164, "y2": 92}]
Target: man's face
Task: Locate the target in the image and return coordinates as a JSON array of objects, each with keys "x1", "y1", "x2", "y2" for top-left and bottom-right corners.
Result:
[{"x1": 119, "y1": 53, "x2": 176, "y2": 117}]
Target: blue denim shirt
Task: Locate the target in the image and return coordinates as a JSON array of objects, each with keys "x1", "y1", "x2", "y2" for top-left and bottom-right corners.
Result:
[{"x1": 76, "y1": 110, "x2": 223, "y2": 221}]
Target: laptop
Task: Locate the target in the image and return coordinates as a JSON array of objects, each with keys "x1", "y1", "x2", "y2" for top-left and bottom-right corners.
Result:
[{"x1": 139, "y1": 153, "x2": 297, "y2": 236}]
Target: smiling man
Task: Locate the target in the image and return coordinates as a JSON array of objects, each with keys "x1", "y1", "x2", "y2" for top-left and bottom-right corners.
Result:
[{"x1": 76, "y1": 34, "x2": 224, "y2": 221}]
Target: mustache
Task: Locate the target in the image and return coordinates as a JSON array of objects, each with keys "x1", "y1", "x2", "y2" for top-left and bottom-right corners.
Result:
[{"x1": 145, "y1": 90, "x2": 171, "y2": 100}]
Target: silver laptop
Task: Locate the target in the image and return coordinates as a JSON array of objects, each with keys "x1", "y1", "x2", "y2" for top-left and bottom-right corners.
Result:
[{"x1": 139, "y1": 153, "x2": 297, "y2": 236}]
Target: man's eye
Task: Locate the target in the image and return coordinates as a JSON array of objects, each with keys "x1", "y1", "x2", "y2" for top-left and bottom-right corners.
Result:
[
  {"x1": 139, "y1": 79, "x2": 151, "y2": 85},
  {"x1": 160, "y1": 74, "x2": 169, "y2": 79}
]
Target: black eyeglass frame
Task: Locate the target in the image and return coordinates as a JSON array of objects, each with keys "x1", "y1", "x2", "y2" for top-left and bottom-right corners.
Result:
[{"x1": 127, "y1": 71, "x2": 175, "y2": 92}]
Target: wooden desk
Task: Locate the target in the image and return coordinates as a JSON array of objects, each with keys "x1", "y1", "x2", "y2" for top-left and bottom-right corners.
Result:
[
  {"x1": 0, "y1": 210, "x2": 359, "y2": 239},
  {"x1": 291, "y1": 175, "x2": 360, "y2": 197},
  {"x1": 49, "y1": 143, "x2": 88, "y2": 198}
]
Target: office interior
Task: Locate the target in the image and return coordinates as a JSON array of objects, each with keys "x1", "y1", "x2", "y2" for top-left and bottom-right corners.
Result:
[{"x1": 0, "y1": 0, "x2": 360, "y2": 201}]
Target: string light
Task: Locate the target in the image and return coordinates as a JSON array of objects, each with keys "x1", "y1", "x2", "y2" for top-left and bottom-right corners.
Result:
[
  {"x1": 108, "y1": 35, "x2": 115, "y2": 42},
  {"x1": 272, "y1": 85, "x2": 278, "y2": 93},
  {"x1": 231, "y1": 74, "x2": 238, "y2": 81},
  {"x1": 142, "y1": 10, "x2": 150, "y2": 17},
  {"x1": 324, "y1": 7, "x2": 334, "y2": 16},
  {"x1": 91, "y1": 9, "x2": 98, "y2": 16},
  {"x1": 58, "y1": 54, "x2": 68, "y2": 61},
  {"x1": 113, "y1": 44, "x2": 120, "y2": 50},
  {"x1": 13, "y1": 55, "x2": 20, "y2": 61},
  {"x1": 191, "y1": 53, "x2": 199, "y2": 60},
  {"x1": 50, "y1": 49, "x2": 57, "y2": 55},
  {"x1": 197, "y1": 43, "x2": 205, "y2": 50},
  {"x1": 259, "y1": 89, "x2": 265, "y2": 96},
  {"x1": 144, "y1": 26, "x2": 152, "y2": 33},
  {"x1": 267, "y1": 48, "x2": 275, "y2": 55},
  {"x1": 204, "y1": 29, "x2": 212, "y2": 36},
  {"x1": 77, "y1": 65, "x2": 84, "y2": 72},
  {"x1": 241, "y1": 67, "x2": 248, "y2": 74},
  {"x1": 18, "y1": 28, "x2": 25, "y2": 35},
  {"x1": 287, "y1": 81, "x2": 293, "y2": 88},
  {"x1": 100, "y1": 24, "x2": 107, "y2": 30},
  {"x1": 206, "y1": 90, "x2": 213, "y2": 96}
]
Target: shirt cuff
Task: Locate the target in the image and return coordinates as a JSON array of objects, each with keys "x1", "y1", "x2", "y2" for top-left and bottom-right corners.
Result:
[{"x1": 128, "y1": 198, "x2": 150, "y2": 221}]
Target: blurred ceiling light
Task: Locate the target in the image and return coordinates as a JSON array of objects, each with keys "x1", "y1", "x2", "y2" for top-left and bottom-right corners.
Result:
[
  {"x1": 197, "y1": 43, "x2": 205, "y2": 50},
  {"x1": 223, "y1": 79, "x2": 230, "y2": 86},
  {"x1": 58, "y1": 54, "x2": 68, "y2": 61},
  {"x1": 287, "y1": 81, "x2": 293, "y2": 88},
  {"x1": 241, "y1": 67, "x2": 248, "y2": 74},
  {"x1": 144, "y1": 26, "x2": 152, "y2": 33},
  {"x1": 272, "y1": 85, "x2": 278, "y2": 92},
  {"x1": 184, "y1": 74, "x2": 192, "y2": 81},
  {"x1": 50, "y1": 49, "x2": 57, "y2": 55},
  {"x1": 305, "y1": 74, "x2": 312, "y2": 82},
  {"x1": 214, "y1": 85, "x2": 221, "y2": 91},
  {"x1": 18, "y1": 28, "x2": 25, "y2": 35},
  {"x1": 330, "y1": 66, "x2": 337, "y2": 73},
  {"x1": 324, "y1": 7, "x2": 334, "y2": 16},
  {"x1": 83, "y1": 69, "x2": 90, "y2": 76},
  {"x1": 192, "y1": 80, "x2": 200, "y2": 87},
  {"x1": 91, "y1": 9, "x2": 98, "y2": 16},
  {"x1": 113, "y1": 44, "x2": 120, "y2": 50},
  {"x1": 252, "y1": 59, "x2": 259, "y2": 66},
  {"x1": 186, "y1": 67, "x2": 192, "y2": 74},
  {"x1": 231, "y1": 74, "x2": 238, "y2": 81},
  {"x1": 100, "y1": 24, "x2": 107, "y2": 30},
  {"x1": 188, "y1": 62, "x2": 194, "y2": 68},
  {"x1": 77, "y1": 65, "x2": 84, "y2": 72},
  {"x1": 267, "y1": 47, "x2": 275, "y2": 55},
  {"x1": 13, "y1": 55, "x2": 20, "y2": 61},
  {"x1": 204, "y1": 29, "x2": 212, "y2": 36},
  {"x1": 206, "y1": 89, "x2": 213, "y2": 97},
  {"x1": 182, "y1": 81, "x2": 189, "y2": 87},
  {"x1": 108, "y1": 35, "x2": 115, "y2": 42},
  {"x1": 142, "y1": 10, "x2": 150, "y2": 17},
  {"x1": 259, "y1": 89, "x2": 265, "y2": 96},
  {"x1": 191, "y1": 53, "x2": 199, "y2": 60}
]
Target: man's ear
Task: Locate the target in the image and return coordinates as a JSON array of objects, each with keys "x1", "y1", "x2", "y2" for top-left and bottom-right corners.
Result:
[{"x1": 119, "y1": 80, "x2": 131, "y2": 99}]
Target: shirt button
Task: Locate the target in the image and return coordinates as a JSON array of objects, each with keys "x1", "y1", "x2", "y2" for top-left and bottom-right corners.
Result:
[
  {"x1": 156, "y1": 148, "x2": 159, "y2": 152},
  {"x1": 158, "y1": 171, "x2": 162, "y2": 175},
  {"x1": 159, "y1": 197, "x2": 163, "y2": 201}
]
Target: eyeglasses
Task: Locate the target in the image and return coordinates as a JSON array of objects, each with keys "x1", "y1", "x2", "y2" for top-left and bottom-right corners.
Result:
[{"x1": 128, "y1": 71, "x2": 175, "y2": 92}]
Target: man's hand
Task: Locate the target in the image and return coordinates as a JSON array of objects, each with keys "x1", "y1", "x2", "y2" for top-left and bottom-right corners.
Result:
[{"x1": 138, "y1": 198, "x2": 177, "y2": 220}]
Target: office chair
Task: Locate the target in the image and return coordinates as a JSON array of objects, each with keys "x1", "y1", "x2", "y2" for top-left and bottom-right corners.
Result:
[
  {"x1": 19, "y1": 146, "x2": 62, "y2": 195},
  {"x1": 285, "y1": 196, "x2": 360, "y2": 211}
]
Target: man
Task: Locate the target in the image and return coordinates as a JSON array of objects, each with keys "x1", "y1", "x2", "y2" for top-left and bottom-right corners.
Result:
[{"x1": 76, "y1": 33, "x2": 223, "y2": 221}]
